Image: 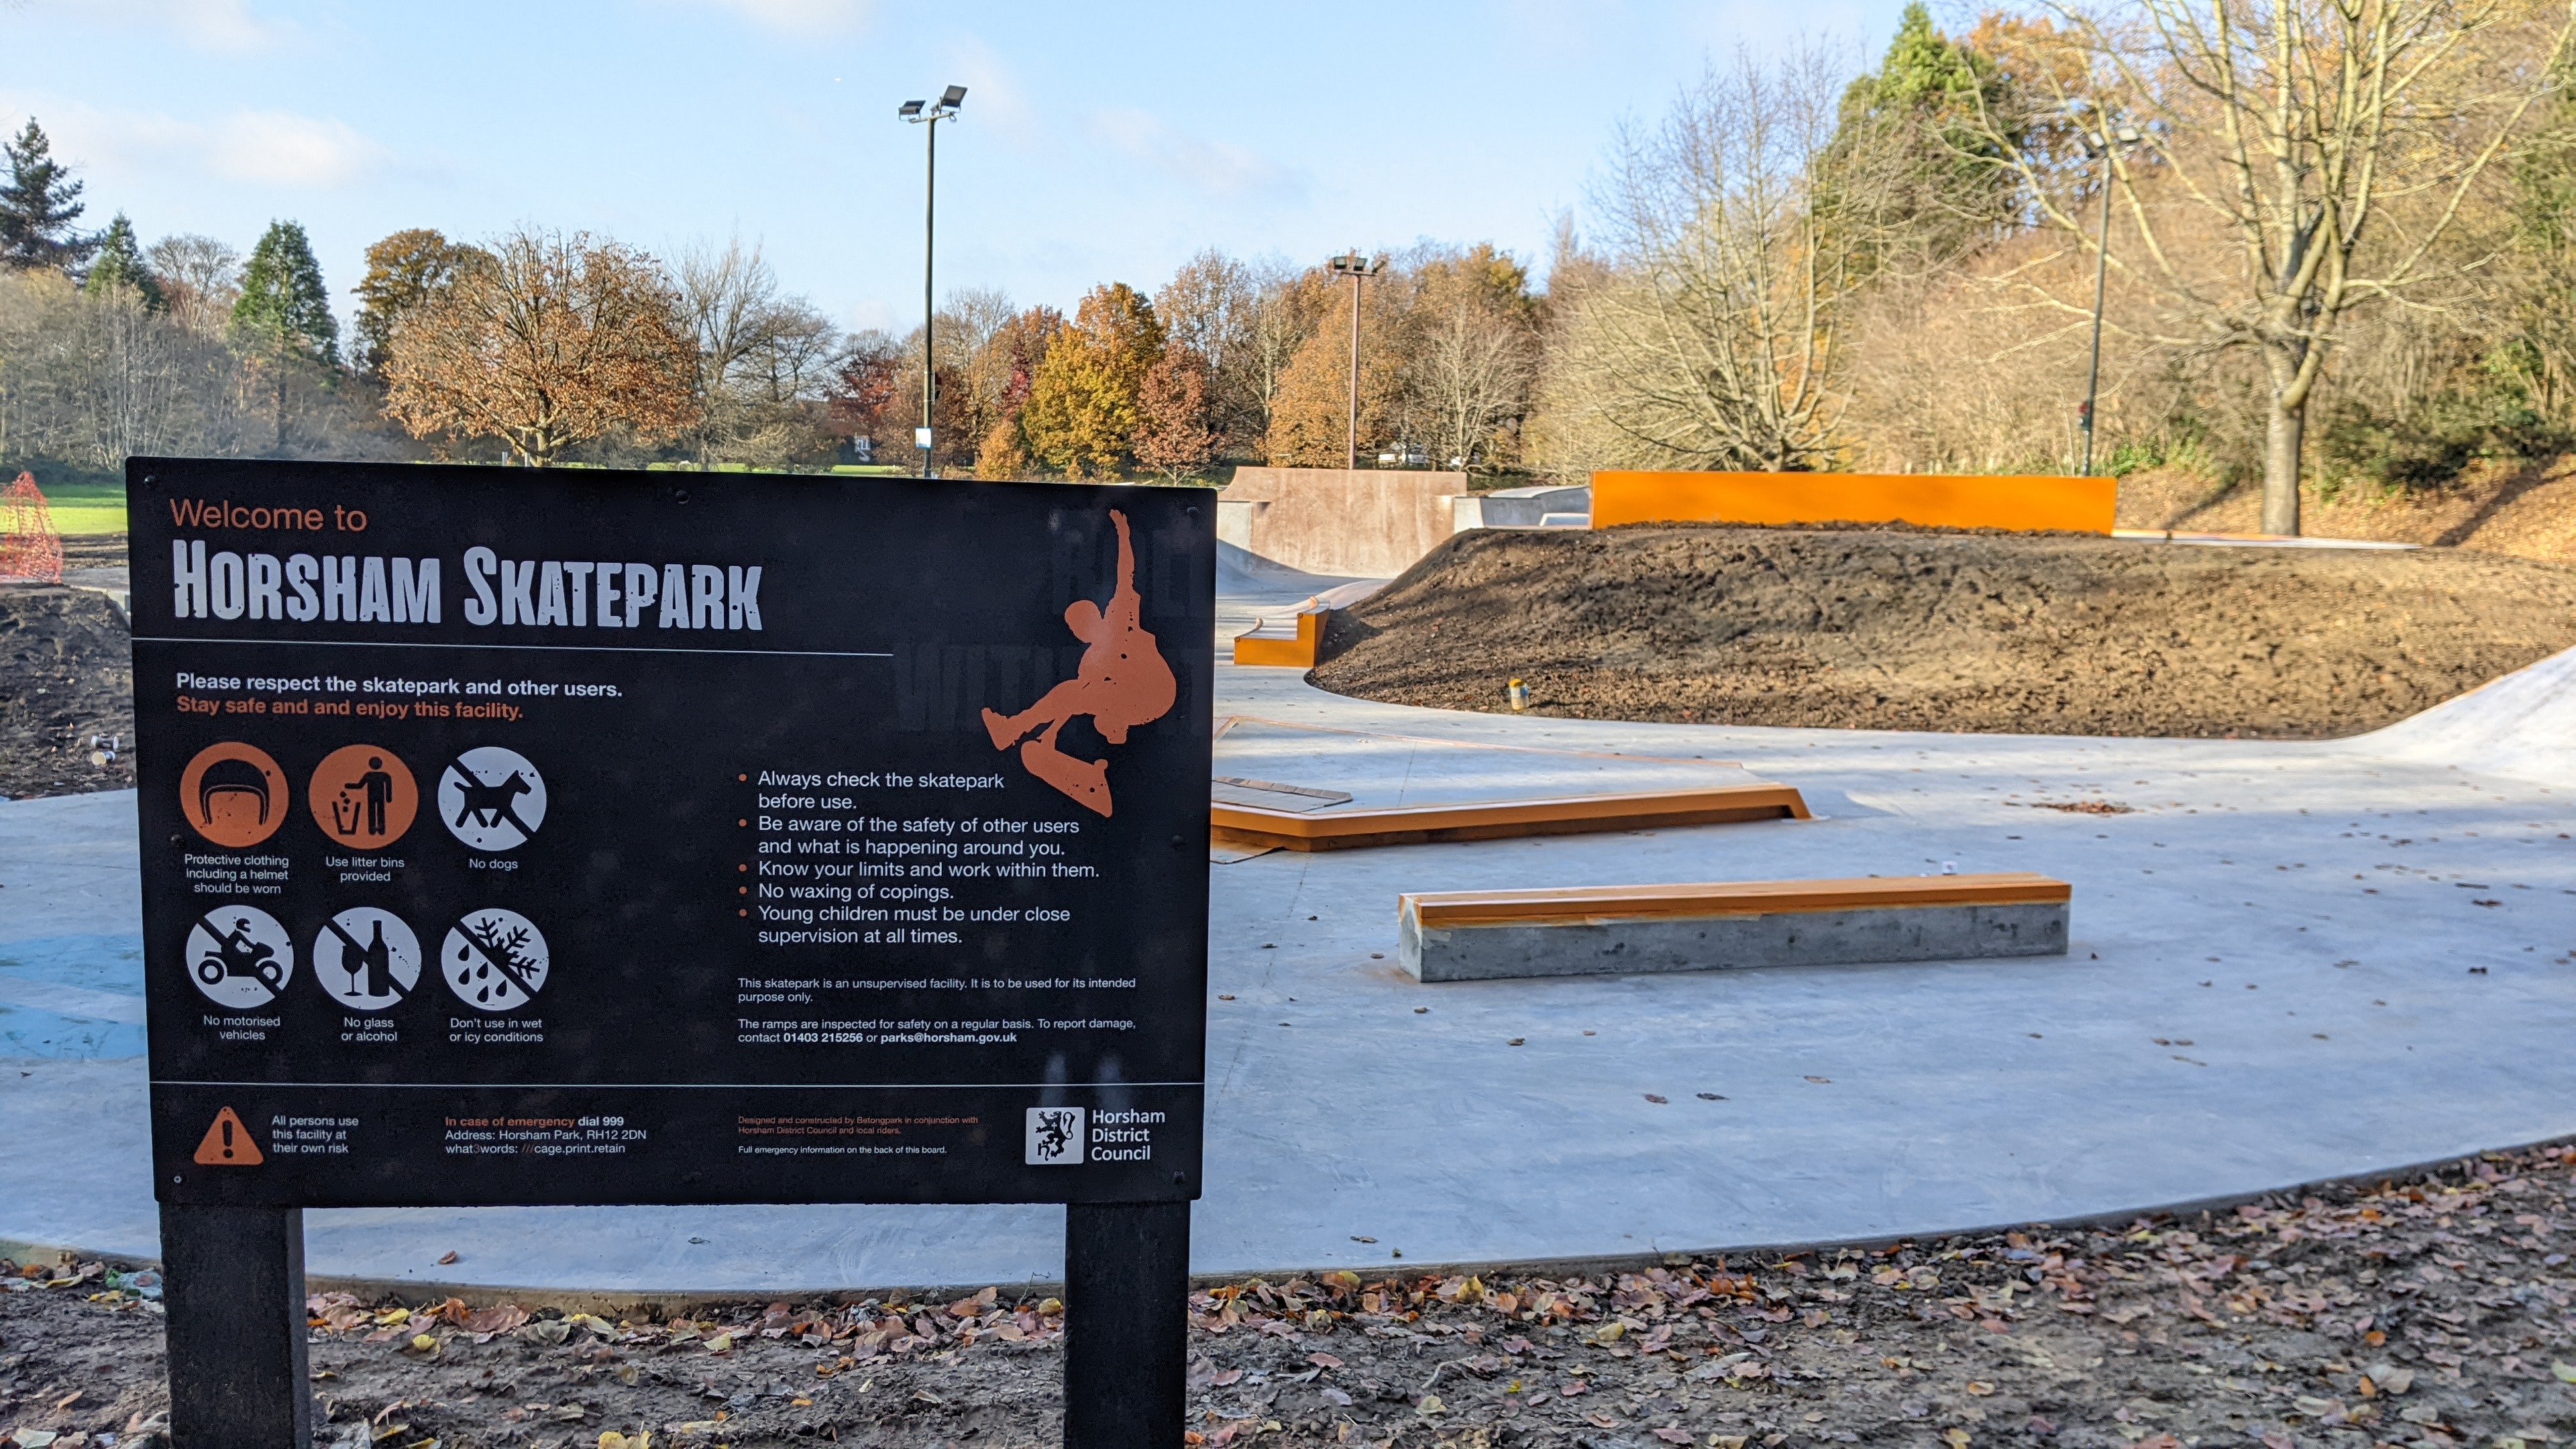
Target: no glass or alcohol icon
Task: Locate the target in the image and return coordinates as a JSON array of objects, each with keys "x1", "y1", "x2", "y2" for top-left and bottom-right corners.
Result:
[
  {"x1": 309, "y1": 744, "x2": 418, "y2": 850},
  {"x1": 313, "y1": 907, "x2": 421, "y2": 1012},
  {"x1": 437, "y1": 747, "x2": 547, "y2": 852},
  {"x1": 441, "y1": 909, "x2": 550, "y2": 1012},
  {"x1": 178, "y1": 743, "x2": 289, "y2": 849},
  {"x1": 184, "y1": 905, "x2": 294, "y2": 1009}
]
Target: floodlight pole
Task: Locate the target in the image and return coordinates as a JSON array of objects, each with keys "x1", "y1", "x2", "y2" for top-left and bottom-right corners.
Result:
[
  {"x1": 2079, "y1": 121, "x2": 2136, "y2": 478},
  {"x1": 903, "y1": 87, "x2": 967, "y2": 478},
  {"x1": 1327, "y1": 251, "x2": 1382, "y2": 471}
]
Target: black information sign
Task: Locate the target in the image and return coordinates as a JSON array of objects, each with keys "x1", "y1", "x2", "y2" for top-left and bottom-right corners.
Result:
[{"x1": 131, "y1": 458, "x2": 1212, "y2": 1209}]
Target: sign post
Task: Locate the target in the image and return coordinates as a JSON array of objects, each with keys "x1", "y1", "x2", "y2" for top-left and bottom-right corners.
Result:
[{"x1": 129, "y1": 459, "x2": 1214, "y2": 1446}]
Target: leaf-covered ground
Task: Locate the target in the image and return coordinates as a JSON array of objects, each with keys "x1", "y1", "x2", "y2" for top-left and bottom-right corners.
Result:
[{"x1": 11, "y1": 1142, "x2": 2576, "y2": 1447}]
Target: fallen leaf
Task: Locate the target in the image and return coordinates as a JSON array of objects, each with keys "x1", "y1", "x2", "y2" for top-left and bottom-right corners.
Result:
[
  {"x1": 1656, "y1": 1431, "x2": 1696, "y2": 1445},
  {"x1": 1308, "y1": 1352, "x2": 1343, "y2": 1369},
  {"x1": 1644, "y1": 1094, "x2": 1668, "y2": 1104},
  {"x1": 1589, "y1": 1412, "x2": 1623, "y2": 1428},
  {"x1": 1966, "y1": 1382, "x2": 1995, "y2": 1396},
  {"x1": 2555, "y1": 1362, "x2": 2576, "y2": 1385},
  {"x1": 407, "y1": 1333, "x2": 437, "y2": 1354},
  {"x1": 1418, "y1": 1394, "x2": 1448, "y2": 1416},
  {"x1": 435, "y1": 1250, "x2": 458, "y2": 1265},
  {"x1": 1943, "y1": 1430, "x2": 1972, "y2": 1448},
  {"x1": 1805, "y1": 1075, "x2": 1832, "y2": 1084},
  {"x1": 1321, "y1": 1387, "x2": 1352, "y2": 1407}
]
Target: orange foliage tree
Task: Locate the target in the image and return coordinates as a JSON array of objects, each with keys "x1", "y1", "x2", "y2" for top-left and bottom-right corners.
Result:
[{"x1": 380, "y1": 229, "x2": 700, "y2": 466}]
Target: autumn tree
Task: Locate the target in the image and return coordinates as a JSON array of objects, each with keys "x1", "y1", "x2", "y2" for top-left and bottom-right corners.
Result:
[
  {"x1": 1968, "y1": 0, "x2": 2576, "y2": 533},
  {"x1": 1135, "y1": 345, "x2": 1218, "y2": 480},
  {"x1": 1265, "y1": 260, "x2": 1408, "y2": 467},
  {"x1": 965, "y1": 304, "x2": 1062, "y2": 478},
  {"x1": 1019, "y1": 282, "x2": 1164, "y2": 476},
  {"x1": 353, "y1": 229, "x2": 476, "y2": 378},
  {"x1": 380, "y1": 228, "x2": 700, "y2": 466}
]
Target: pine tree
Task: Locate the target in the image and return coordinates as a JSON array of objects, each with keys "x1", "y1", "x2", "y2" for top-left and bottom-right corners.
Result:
[
  {"x1": 84, "y1": 213, "x2": 164, "y2": 309},
  {"x1": 0, "y1": 119, "x2": 97, "y2": 272},
  {"x1": 233, "y1": 220, "x2": 341, "y2": 366}
]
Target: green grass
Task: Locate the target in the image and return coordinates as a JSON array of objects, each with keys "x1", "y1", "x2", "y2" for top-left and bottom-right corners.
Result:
[{"x1": 21, "y1": 479, "x2": 128, "y2": 535}]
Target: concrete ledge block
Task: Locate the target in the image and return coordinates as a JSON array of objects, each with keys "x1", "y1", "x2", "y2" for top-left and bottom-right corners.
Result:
[{"x1": 1397, "y1": 874, "x2": 2070, "y2": 982}]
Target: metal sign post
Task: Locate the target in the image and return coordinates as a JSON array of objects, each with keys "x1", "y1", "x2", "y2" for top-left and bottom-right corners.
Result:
[{"x1": 131, "y1": 459, "x2": 1214, "y2": 1446}]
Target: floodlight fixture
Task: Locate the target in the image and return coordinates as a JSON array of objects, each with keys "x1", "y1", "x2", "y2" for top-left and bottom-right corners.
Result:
[
  {"x1": 898, "y1": 99, "x2": 925, "y2": 117},
  {"x1": 940, "y1": 85, "x2": 968, "y2": 108}
]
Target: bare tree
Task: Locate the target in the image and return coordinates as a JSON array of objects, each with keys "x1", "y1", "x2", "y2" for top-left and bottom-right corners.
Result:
[
  {"x1": 1541, "y1": 46, "x2": 1860, "y2": 472},
  {"x1": 1972, "y1": 0, "x2": 2576, "y2": 533},
  {"x1": 1238, "y1": 260, "x2": 1324, "y2": 450},
  {"x1": 146, "y1": 233, "x2": 240, "y2": 337}
]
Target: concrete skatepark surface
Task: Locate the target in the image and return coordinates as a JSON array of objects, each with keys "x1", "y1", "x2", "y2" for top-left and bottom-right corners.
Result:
[{"x1": 5, "y1": 552, "x2": 2572, "y2": 1297}]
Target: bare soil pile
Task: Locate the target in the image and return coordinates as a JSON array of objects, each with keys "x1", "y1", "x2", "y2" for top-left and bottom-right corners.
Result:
[
  {"x1": 0, "y1": 582, "x2": 133, "y2": 800},
  {"x1": 9, "y1": 1144, "x2": 2576, "y2": 1446},
  {"x1": 1311, "y1": 525, "x2": 2576, "y2": 738}
]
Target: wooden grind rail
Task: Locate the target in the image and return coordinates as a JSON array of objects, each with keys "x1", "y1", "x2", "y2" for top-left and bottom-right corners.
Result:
[
  {"x1": 1403, "y1": 872, "x2": 2070, "y2": 928},
  {"x1": 1210, "y1": 783, "x2": 1812, "y2": 852}
]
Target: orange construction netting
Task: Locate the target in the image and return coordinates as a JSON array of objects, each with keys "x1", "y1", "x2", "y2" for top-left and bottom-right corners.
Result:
[{"x1": 0, "y1": 472, "x2": 64, "y2": 584}]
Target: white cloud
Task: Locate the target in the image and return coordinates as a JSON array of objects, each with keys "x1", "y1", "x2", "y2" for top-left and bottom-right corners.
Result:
[
  {"x1": 1089, "y1": 108, "x2": 1303, "y2": 202},
  {"x1": 208, "y1": 111, "x2": 390, "y2": 187},
  {"x1": 39, "y1": 0, "x2": 299, "y2": 54},
  {"x1": 680, "y1": 0, "x2": 870, "y2": 36},
  {"x1": 0, "y1": 95, "x2": 396, "y2": 191}
]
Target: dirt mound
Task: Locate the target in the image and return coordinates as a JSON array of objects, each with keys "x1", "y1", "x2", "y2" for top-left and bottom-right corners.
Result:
[
  {"x1": 1, "y1": 582, "x2": 135, "y2": 798},
  {"x1": 1310, "y1": 525, "x2": 2576, "y2": 738}
]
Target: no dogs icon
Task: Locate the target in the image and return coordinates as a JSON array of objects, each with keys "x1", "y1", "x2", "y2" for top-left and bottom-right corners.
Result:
[{"x1": 437, "y1": 747, "x2": 546, "y2": 851}]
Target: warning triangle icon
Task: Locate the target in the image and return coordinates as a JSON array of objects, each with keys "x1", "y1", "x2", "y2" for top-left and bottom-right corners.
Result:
[{"x1": 191, "y1": 1106, "x2": 263, "y2": 1166}]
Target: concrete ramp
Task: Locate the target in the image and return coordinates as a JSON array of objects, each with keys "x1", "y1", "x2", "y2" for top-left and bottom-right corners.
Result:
[{"x1": 2356, "y1": 642, "x2": 2576, "y2": 787}]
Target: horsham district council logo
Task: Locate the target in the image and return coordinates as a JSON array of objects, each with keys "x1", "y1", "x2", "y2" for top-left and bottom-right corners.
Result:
[{"x1": 1026, "y1": 1106, "x2": 1085, "y2": 1166}]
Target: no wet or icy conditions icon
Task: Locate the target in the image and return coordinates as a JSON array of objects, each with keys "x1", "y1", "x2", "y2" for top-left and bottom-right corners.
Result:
[
  {"x1": 437, "y1": 746, "x2": 547, "y2": 852},
  {"x1": 442, "y1": 908, "x2": 550, "y2": 1012},
  {"x1": 184, "y1": 905, "x2": 294, "y2": 1009}
]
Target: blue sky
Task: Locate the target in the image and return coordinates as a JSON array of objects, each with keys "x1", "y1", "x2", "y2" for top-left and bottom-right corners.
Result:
[{"x1": 2, "y1": 0, "x2": 1911, "y2": 336}]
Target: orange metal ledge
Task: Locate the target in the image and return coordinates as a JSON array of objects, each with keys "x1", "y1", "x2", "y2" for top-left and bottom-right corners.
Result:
[
  {"x1": 1403, "y1": 871, "x2": 2070, "y2": 928},
  {"x1": 1231, "y1": 610, "x2": 1324, "y2": 667},
  {"x1": 1210, "y1": 783, "x2": 1811, "y2": 853}
]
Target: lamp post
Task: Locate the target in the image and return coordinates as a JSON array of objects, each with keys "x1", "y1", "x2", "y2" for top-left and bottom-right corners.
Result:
[
  {"x1": 1326, "y1": 250, "x2": 1383, "y2": 471},
  {"x1": 900, "y1": 85, "x2": 967, "y2": 477},
  {"x1": 2078, "y1": 118, "x2": 2140, "y2": 477}
]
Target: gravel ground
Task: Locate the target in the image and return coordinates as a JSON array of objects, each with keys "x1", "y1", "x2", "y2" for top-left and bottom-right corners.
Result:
[
  {"x1": 1311, "y1": 525, "x2": 2576, "y2": 739},
  {"x1": 11, "y1": 1142, "x2": 2576, "y2": 1446}
]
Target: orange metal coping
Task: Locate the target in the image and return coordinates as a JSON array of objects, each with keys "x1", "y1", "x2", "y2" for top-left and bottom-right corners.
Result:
[
  {"x1": 1230, "y1": 609, "x2": 1324, "y2": 667},
  {"x1": 1591, "y1": 472, "x2": 2116, "y2": 535},
  {"x1": 1211, "y1": 783, "x2": 1811, "y2": 852},
  {"x1": 1402, "y1": 871, "x2": 2070, "y2": 928}
]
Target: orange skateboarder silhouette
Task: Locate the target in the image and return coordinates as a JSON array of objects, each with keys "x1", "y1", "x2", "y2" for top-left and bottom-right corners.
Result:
[{"x1": 981, "y1": 510, "x2": 1175, "y2": 816}]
